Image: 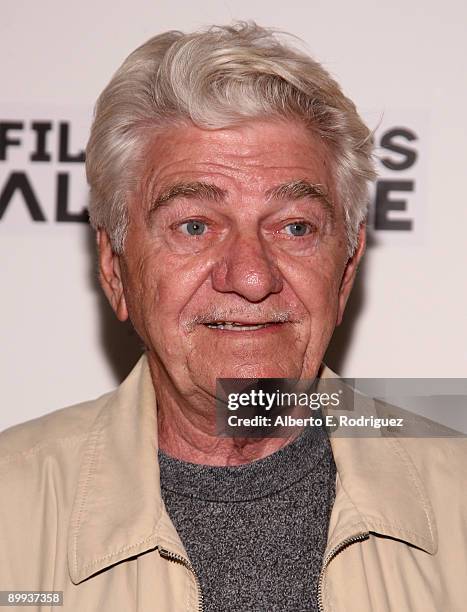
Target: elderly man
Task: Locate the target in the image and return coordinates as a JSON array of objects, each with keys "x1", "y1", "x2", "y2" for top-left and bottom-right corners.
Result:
[{"x1": 1, "y1": 21, "x2": 466, "y2": 612}]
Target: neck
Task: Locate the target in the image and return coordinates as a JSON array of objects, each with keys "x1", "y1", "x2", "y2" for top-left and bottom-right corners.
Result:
[
  {"x1": 148, "y1": 356, "x2": 298, "y2": 466},
  {"x1": 158, "y1": 406, "x2": 298, "y2": 466}
]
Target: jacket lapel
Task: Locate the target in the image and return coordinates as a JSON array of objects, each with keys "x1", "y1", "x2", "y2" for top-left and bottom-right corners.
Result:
[
  {"x1": 319, "y1": 365, "x2": 438, "y2": 556},
  {"x1": 327, "y1": 435, "x2": 438, "y2": 554},
  {"x1": 67, "y1": 355, "x2": 186, "y2": 584}
]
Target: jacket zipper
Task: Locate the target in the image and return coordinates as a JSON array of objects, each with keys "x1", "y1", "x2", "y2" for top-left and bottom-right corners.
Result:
[
  {"x1": 317, "y1": 532, "x2": 369, "y2": 612},
  {"x1": 158, "y1": 547, "x2": 204, "y2": 612}
]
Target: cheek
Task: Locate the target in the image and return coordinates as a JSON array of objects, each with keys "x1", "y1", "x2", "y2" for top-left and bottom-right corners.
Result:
[
  {"x1": 289, "y1": 264, "x2": 343, "y2": 374},
  {"x1": 124, "y1": 248, "x2": 212, "y2": 343},
  {"x1": 282, "y1": 255, "x2": 344, "y2": 320}
]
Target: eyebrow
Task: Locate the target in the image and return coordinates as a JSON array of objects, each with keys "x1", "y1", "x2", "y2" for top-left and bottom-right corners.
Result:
[
  {"x1": 150, "y1": 182, "x2": 227, "y2": 210},
  {"x1": 265, "y1": 180, "x2": 335, "y2": 220},
  {"x1": 149, "y1": 179, "x2": 334, "y2": 220}
]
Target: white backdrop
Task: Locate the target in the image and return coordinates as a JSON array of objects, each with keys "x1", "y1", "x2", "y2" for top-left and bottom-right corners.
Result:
[{"x1": 1, "y1": 0, "x2": 466, "y2": 431}]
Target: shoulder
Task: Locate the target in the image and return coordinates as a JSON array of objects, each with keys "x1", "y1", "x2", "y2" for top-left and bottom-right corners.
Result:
[
  {"x1": 398, "y1": 435, "x2": 467, "y2": 484},
  {"x1": 372, "y1": 396, "x2": 467, "y2": 488},
  {"x1": 372, "y1": 396, "x2": 467, "y2": 472},
  {"x1": 0, "y1": 391, "x2": 113, "y2": 586},
  {"x1": 0, "y1": 391, "x2": 113, "y2": 469},
  {"x1": 0, "y1": 354, "x2": 149, "y2": 472}
]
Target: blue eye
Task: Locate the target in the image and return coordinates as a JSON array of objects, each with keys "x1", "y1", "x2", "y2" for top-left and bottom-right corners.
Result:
[
  {"x1": 181, "y1": 220, "x2": 207, "y2": 236},
  {"x1": 285, "y1": 222, "x2": 310, "y2": 236}
]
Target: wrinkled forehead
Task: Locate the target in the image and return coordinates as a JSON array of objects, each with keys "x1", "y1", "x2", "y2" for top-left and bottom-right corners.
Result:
[{"x1": 134, "y1": 118, "x2": 338, "y2": 215}]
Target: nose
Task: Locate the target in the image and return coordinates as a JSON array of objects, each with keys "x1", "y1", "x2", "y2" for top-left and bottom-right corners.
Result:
[{"x1": 211, "y1": 233, "x2": 283, "y2": 302}]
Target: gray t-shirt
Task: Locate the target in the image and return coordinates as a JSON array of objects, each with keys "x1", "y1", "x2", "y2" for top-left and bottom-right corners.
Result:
[{"x1": 158, "y1": 426, "x2": 336, "y2": 612}]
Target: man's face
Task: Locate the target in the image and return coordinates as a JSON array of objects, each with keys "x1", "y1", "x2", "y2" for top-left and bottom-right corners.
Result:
[{"x1": 101, "y1": 118, "x2": 364, "y2": 398}]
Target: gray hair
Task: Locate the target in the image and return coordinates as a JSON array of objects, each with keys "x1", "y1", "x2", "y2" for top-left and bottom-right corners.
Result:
[{"x1": 86, "y1": 21, "x2": 376, "y2": 256}]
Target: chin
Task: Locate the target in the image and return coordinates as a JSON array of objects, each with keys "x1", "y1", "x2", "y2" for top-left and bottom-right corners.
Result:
[{"x1": 214, "y1": 362, "x2": 299, "y2": 380}]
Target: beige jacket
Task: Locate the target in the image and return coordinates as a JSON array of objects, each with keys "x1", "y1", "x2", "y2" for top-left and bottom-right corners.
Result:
[{"x1": 1, "y1": 355, "x2": 466, "y2": 611}]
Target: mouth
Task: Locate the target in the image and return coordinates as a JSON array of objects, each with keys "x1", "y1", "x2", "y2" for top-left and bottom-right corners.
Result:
[{"x1": 204, "y1": 321, "x2": 282, "y2": 331}]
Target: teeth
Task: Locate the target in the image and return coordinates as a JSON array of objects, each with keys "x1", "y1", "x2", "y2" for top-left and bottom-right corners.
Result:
[{"x1": 206, "y1": 322, "x2": 269, "y2": 331}]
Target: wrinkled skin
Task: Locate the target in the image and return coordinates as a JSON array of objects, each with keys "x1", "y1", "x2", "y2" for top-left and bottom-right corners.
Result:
[{"x1": 98, "y1": 118, "x2": 365, "y2": 463}]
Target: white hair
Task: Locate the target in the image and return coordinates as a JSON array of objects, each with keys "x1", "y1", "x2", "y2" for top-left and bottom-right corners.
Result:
[{"x1": 86, "y1": 21, "x2": 376, "y2": 256}]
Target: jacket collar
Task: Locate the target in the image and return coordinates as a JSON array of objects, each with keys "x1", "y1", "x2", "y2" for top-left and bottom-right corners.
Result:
[
  {"x1": 68, "y1": 356, "x2": 437, "y2": 584},
  {"x1": 67, "y1": 355, "x2": 186, "y2": 584},
  {"x1": 319, "y1": 365, "x2": 438, "y2": 556}
]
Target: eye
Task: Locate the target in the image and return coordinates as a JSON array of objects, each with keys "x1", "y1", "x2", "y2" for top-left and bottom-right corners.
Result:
[
  {"x1": 284, "y1": 222, "x2": 312, "y2": 237},
  {"x1": 180, "y1": 220, "x2": 207, "y2": 236}
]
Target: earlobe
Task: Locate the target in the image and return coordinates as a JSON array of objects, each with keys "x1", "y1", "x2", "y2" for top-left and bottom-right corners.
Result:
[
  {"x1": 96, "y1": 229, "x2": 129, "y2": 322},
  {"x1": 336, "y1": 224, "x2": 366, "y2": 326}
]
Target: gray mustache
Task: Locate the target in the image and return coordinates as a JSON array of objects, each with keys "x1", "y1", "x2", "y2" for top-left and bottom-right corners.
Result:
[{"x1": 185, "y1": 307, "x2": 293, "y2": 330}]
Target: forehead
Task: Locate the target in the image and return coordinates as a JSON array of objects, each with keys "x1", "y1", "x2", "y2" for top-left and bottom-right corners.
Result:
[{"x1": 139, "y1": 118, "x2": 334, "y2": 198}]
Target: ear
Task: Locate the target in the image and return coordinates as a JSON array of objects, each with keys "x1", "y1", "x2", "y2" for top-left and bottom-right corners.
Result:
[
  {"x1": 336, "y1": 223, "x2": 366, "y2": 326},
  {"x1": 96, "y1": 229, "x2": 129, "y2": 322}
]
